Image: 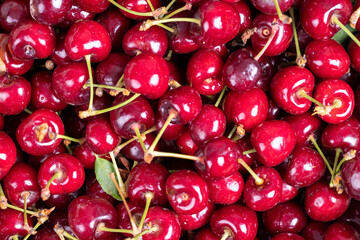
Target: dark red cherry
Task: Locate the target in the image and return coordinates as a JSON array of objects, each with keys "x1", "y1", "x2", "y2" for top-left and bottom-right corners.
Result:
[
  {"x1": 195, "y1": 137, "x2": 241, "y2": 180},
  {"x1": 85, "y1": 173, "x2": 117, "y2": 205},
  {"x1": 74, "y1": 94, "x2": 113, "y2": 122},
  {"x1": 30, "y1": 70, "x2": 68, "y2": 112},
  {"x1": 56, "y1": 2, "x2": 95, "y2": 30},
  {"x1": 283, "y1": 146, "x2": 326, "y2": 188},
  {"x1": 251, "y1": 0, "x2": 294, "y2": 14},
  {"x1": 117, "y1": 200, "x2": 144, "y2": 237},
  {"x1": 243, "y1": 166, "x2": 282, "y2": 211},
  {"x1": 267, "y1": 96, "x2": 282, "y2": 120},
  {"x1": 271, "y1": 66, "x2": 315, "y2": 115},
  {"x1": 122, "y1": 133, "x2": 160, "y2": 162},
  {"x1": 27, "y1": 143, "x2": 67, "y2": 170},
  {"x1": 189, "y1": 105, "x2": 226, "y2": 145},
  {"x1": 300, "y1": 0, "x2": 353, "y2": 40},
  {"x1": 8, "y1": 19, "x2": 55, "y2": 60},
  {"x1": 305, "y1": 39, "x2": 350, "y2": 79},
  {"x1": 178, "y1": 202, "x2": 215, "y2": 230},
  {"x1": 124, "y1": 52, "x2": 169, "y2": 99},
  {"x1": 251, "y1": 14, "x2": 293, "y2": 57},
  {"x1": 348, "y1": 33, "x2": 360, "y2": 73},
  {"x1": 0, "y1": 114, "x2": 4, "y2": 131},
  {"x1": 3, "y1": 162, "x2": 40, "y2": 207},
  {"x1": 236, "y1": 136, "x2": 257, "y2": 174},
  {"x1": 0, "y1": 73, "x2": 31, "y2": 115},
  {"x1": 280, "y1": 181, "x2": 299, "y2": 202},
  {"x1": 155, "y1": 114, "x2": 185, "y2": 141},
  {"x1": 0, "y1": 208, "x2": 33, "y2": 239},
  {"x1": 207, "y1": 171, "x2": 244, "y2": 204},
  {"x1": 305, "y1": 180, "x2": 351, "y2": 222},
  {"x1": 16, "y1": 109, "x2": 65, "y2": 156},
  {"x1": 38, "y1": 153, "x2": 85, "y2": 194},
  {"x1": 73, "y1": 142, "x2": 96, "y2": 169},
  {"x1": 0, "y1": 131, "x2": 16, "y2": 180},
  {"x1": 65, "y1": 20, "x2": 111, "y2": 62},
  {"x1": 251, "y1": 120, "x2": 296, "y2": 166},
  {"x1": 301, "y1": 220, "x2": 328, "y2": 240},
  {"x1": 324, "y1": 222, "x2": 360, "y2": 240},
  {"x1": 60, "y1": 106, "x2": 87, "y2": 139},
  {"x1": 117, "y1": 0, "x2": 161, "y2": 20},
  {"x1": 342, "y1": 156, "x2": 360, "y2": 200},
  {"x1": 232, "y1": 0, "x2": 252, "y2": 35},
  {"x1": 68, "y1": 196, "x2": 118, "y2": 240},
  {"x1": 263, "y1": 201, "x2": 307, "y2": 235},
  {"x1": 45, "y1": 191, "x2": 80, "y2": 211},
  {"x1": 50, "y1": 31, "x2": 72, "y2": 66},
  {"x1": 186, "y1": 48, "x2": 224, "y2": 96},
  {"x1": 176, "y1": 128, "x2": 198, "y2": 155},
  {"x1": 0, "y1": 0, "x2": 30, "y2": 33},
  {"x1": 34, "y1": 226, "x2": 64, "y2": 240},
  {"x1": 74, "y1": 0, "x2": 110, "y2": 13},
  {"x1": 128, "y1": 162, "x2": 169, "y2": 206},
  {"x1": 195, "y1": 228, "x2": 218, "y2": 240},
  {"x1": 339, "y1": 199, "x2": 360, "y2": 230},
  {"x1": 189, "y1": 0, "x2": 240, "y2": 48},
  {"x1": 272, "y1": 233, "x2": 304, "y2": 240},
  {"x1": 52, "y1": 62, "x2": 91, "y2": 106},
  {"x1": 30, "y1": 0, "x2": 72, "y2": 25},
  {"x1": 210, "y1": 204, "x2": 258, "y2": 240},
  {"x1": 166, "y1": 169, "x2": 208, "y2": 215}
]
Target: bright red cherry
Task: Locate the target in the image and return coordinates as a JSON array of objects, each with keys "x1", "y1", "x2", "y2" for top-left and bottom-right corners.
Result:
[
  {"x1": 178, "y1": 202, "x2": 215, "y2": 230},
  {"x1": 0, "y1": 131, "x2": 16, "y2": 180},
  {"x1": 280, "y1": 181, "x2": 299, "y2": 202},
  {"x1": 176, "y1": 128, "x2": 198, "y2": 155},
  {"x1": 0, "y1": 208, "x2": 33, "y2": 239},
  {"x1": 195, "y1": 228, "x2": 218, "y2": 240}
]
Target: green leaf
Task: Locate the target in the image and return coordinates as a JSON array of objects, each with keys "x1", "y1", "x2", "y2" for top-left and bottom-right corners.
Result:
[
  {"x1": 94, "y1": 156, "x2": 122, "y2": 201},
  {"x1": 332, "y1": 23, "x2": 357, "y2": 45}
]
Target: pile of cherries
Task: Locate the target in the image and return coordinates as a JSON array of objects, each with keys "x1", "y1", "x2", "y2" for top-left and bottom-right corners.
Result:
[{"x1": 1, "y1": 0, "x2": 360, "y2": 239}]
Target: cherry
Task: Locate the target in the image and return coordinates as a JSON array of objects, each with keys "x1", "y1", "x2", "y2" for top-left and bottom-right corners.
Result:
[
  {"x1": 124, "y1": 52, "x2": 169, "y2": 99},
  {"x1": 0, "y1": 132, "x2": 16, "y2": 179},
  {"x1": 243, "y1": 166, "x2": 282, "y2": 211},
  {"x1": 56, "y1": 2, "x2": 96, "y2": 30},
  {"x1": 122, "y1": 133, "x2": 160, "y2": 162},
  {"x1": 117, "y1": 200, "x2": 144, "y2": 237},
  {"x1": 116, "y1": 0, "x2": 161, "y2": 20},
  {"x1": 195, "y1": 228, "x2": 218, "y2": 240},
  {"x1": 207, "y1": 171, "x2": 244, "y2": 204},
  {"x1": 73, "y1": 142, "x2": 96, "y2": 169},
  {"x1": 348, "y1": 33, "x2": 360, "y2": 73},
  {"x1": 324, "y1": 222, "x2": 360, "y2": 240},
  {"x1": 0, "y1": 73, "x2": 31, "y2": 115},
  {"x1": 189, "y1": 0, "x2": 240, "y2": 48},
  {"x1": 251, "y1": 0, "x2": 294, "y2": 15},
  {"x1": 186, "y1": 48, "x2": 224, "y2": 96},
  {"x1": 38, "y1": 153, "x2": 85, "y2": 196},
  {"x1": 271, "y1": 66, "x2": 315, "y2": 115},
  {"x1": 233, "y1": 0, "x2": 252, "y2": 35},
  {"x1": 49, "y1": 31, "x2": 72, "y2": 66},
  {"x1": 8, "y1": 19, "x2": 56, "y2": 60},
  {"x1": 30, "y1": 0, "x2": 72, "y2": 25},
  {"x1": 262, "y1": 201, "x2": 308, "y2": 235},
  {"x1": 195, "y1": 136, "x2": 241, "y2": 180},
  {"x1": 155, "y1": 114, "x2": 185, "y2": 141},
  {"x1": 176, "y1": 128, "x2": 198, "y2": 155},
  {"x1": 68, "y1": 196, "x2": 118, "y2": 240},
  {"x1": 251, "y1": 120, "x2": 296, "y2": 166},
  {"x1": 85, "y1": 173, "x2": 117, "y2": 205},
  {"x1": 75, "y1": 94, "x2": 113, "y2": 122},
  {"x1": 272, "y1": 233, "x2": 304, "y2": 240},
  {"x1": 301, "y1": 220, "x2": 328, "y2": 240},
  {"x1": 85, "y1": 117, "x2": 120, "y2": 155},
  {"x1": 0, "y1": 114, "x2": 4, "y2": 131},
  {"x1": 16, "y1": 109, "x2": 65, "y2": 156},
  {"x1": 178, "y1": 202, "x2": 215, "y2": 230},
  {"x1": 74, "y1": 0, "x2": 110, "y2": 13},
  {"x1": 60, "y1": 107, "x2": 87, "y2": 139},
  {"x1": 34, "y1": 226, "x2": 64, "y2": 240},
  {"x1": 339, "y1": 199, "x2": 360, "y2": 231},
  {"x1": 342, "y1": 155, "x2": 360, "y2": 200},
  {"x1": 280, "y1": 181, "x2": 299, "y2": 202},
  {"x1": 0, "y1": 208, "x2": 33, "y2": 239},
  {"x1": 305, "y1": 39, "x2": 350, "y2": 79},
  {"x1": 128, "y1": 162, "x2": 169, "y2": 206},
  {"x1": 210, "y1": 204, "x2": 258, "y2": 240},
  {"x1": 45, "y1": 191, "x2": 80, "y2": 211},
  {"x1": 305, "y1": 180, "x2": 351, "y2": 222},
  {"x1": 0, "y1": 0, "x2": 30, "y2": 33},
  {"x1": 3, "y1": 162, "x2": 40, "y2": 207},
  {"x1": 236, "y1": 136, "x2": 257, "y2": 174}
]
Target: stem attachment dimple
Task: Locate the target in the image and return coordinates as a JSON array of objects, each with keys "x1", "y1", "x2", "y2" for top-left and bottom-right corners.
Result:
[
  {"x1": 238, "y1": 158, "x2": 264, "y2": 185},
  {"x1": 253, "y1": 19, "x2": 279, "y2": 61}
]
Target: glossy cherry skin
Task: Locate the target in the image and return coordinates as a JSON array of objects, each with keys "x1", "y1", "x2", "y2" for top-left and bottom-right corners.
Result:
[
  {"x1": 225, "y1": 88, "x2": 268, "y2": 132},
  {"x1": 0, "y1": 74, "x2": 31, "y2": 115},
  {"x1": 44, "y1": 191, "x2": 80, "y2": 211},
  {"x1": 124, "y1": 52, "x2": 169, "y2": 99},
  {"x1": 251, "y1": 0, "x2": 294, "y2": 14},
  {"x1": 30, "y1": 0, "x2": 72, "y2": 25},
  {"x1": 233, "y1": 0, "x2": 252, "y2": 35},
  {"x1": 0, "y1": 131, "x2": 16, "y2": 180},
  {"x1": 305, "y1": 180, "x2": 351, "y2": 222},
  {"x1": 72, "y1": 142, "x2": 95, "y2": 169},
  {"x1": 0, "y1": 208, "x2": 33, "y2": 239},
  {"x1": 74, "y1": 0, "x2": 110, "y2": 13},
  {"x1": 251, "y1": 120, "x2": 296, "y2": 166},
  {"x1": 65, "y1": 20, "x2": 111, "y2": 62},
  {"x1": 155, "y1": 115, "x2": 185, "y2": 141},
  {"x1": 68, "y1": 196, "x2": 118, "y2": 240},
  {"x1": 210, "y1": 204, "x2": 258, "y2": 240},
  {"x1": 38, "y1": 153, "x2": 85, "y2": 194},
  {"x1": 122, "y1": 133, "x2": 160, "y2": 162},
  {"x1": 271, "y1": 66, "x2": 315, "y2": 115},
  {"x1": 263, "y1": 201, "x2": 307, "y2": 235},
  {"x1": 324, "y1": 222, "x2": 360, "y2": 240},
  {"x1": 128, "y1": 162, "x2": 169, "y2": 206},
  {"x1": 142, "y1": 206, "x2": 181, "y2": 240},
  {"x1": 348, "y1": 33, "x2": 360, "y2": 72},
  {"x1": 49, "y1": 31, "x2": 72, "y2": 66},
  {"x1": 301, "y1": 220, "x2": 328, "y2": 240},
  {"x1": 85, "y1": 117, "x2": 120, "y2": 155},
  {"x1": 117, "y1": 0, "x2": 160, "y2": 20},
  {"x1": 300, "y1": 0, "x2": 353, "y2": 40},
  {"x1": 195, "y1": 228, "x2": 218, "y2": 240},
  {"x1": 0, "y1": 0, "x2": 31, "y2": 33},
  {"x1": 27, "y1": 144, "x2": 66, "y2": 170},
  {"x1": 272, "y1": 233, "x2": 304, "y2": 240},
  {"x1": 236, "y1": 136, "x2": 257, "y2": 174},
  {"x1": 30, "y1": 70, "x2": 68, "y2": 112},
  {"x1": 339, "y1": 199, "x2": 360, "y2": 230},
  {"x1": 16, "y1": 109, "x2": 65, "y2": 156},
  {"x1": 186, "y1": 48, "x2": 224, "y2": 96},
  {"x1": 282, "y1": 111, "x2": 323, "y2": 147},
  {"x1": 110, "y1": 94, "x2": 155, "y2": 139},
  {"x1": 189, "y1": 0, "x2": 240, "y2": 48},
  {"x1": 283, "y1": 146, "x2": 326, "y2": 188},
  {"x1": 342, "y1": 156, "x2": 360, "y2": 200},
  {"x1": 314, "y1": 79, "x2": 354, "y2": 124},
  {"x1": 244, "y1": 166, "x2": 282, "y2": 211},
  {"x1": 251, "y1": 14, "x2": 293, "y2": 56},
  {"x1": 195, "y1": 137, "x2": 241, "y2": 180},
  {"x1": 117, "y1": 200, "x2": 144, "y2": 237},
  {"x1": 280, "y1": 181, "x2": 299, "y2": 202},
  {"x1": 56, "y1": 2, "x2": 95, "y2": 30},
  {"x1": 3, "y1": 163, "x2": 40, "y2": 207},
  {"x1": 305, "y1": 39, "x2": 350, "y2": 79},
  {"x1": 158, "y1": 86, "x2": 202, "y2": 124},
  {"x1": 9, "y1": 19, "x2": 55, "y2": 60},
  {"x1": 178, "y1": 202, "x2": 215, "y2": 230},
  {"x1": 207, "y1": 171, "x2": 244, "y2": 204},
  {"x1": 189, "y1": 105, "x2": 226, "y2": 145},
  {"x1": 52, "y1": 62, "x2": 91, "y2": 106},
  {"x1": 176, "y1": 128, "x2": 198, "y2": 155}
]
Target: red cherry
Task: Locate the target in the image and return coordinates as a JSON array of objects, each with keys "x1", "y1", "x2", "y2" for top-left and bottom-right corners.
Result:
[
  {"x1": 0, "y1": 0, "x2": 31, "y2": 33},
  {"x1": 0, "y1": 131, "x2": 16, "y2": 180},
  {"x1": 250, "y1": 0, "x2": 294, "y2": 15},
  {"x1": 300, "y1": 220, "x2": 328, "y2": 240},
  {"x1": 178, "y1": 202, "x2": 215, "y2": 230},
  {"x1": 342, "y1": 156, "x2": 360, "y2": 200},
  {"x1": 73, "y1": 0, "x2": 110, "y2": 13},
  {"x1": 0, "y1": 208, "x2": 33, "y2": 239},
  {"x1": 56, "y1": 2, "x2": 96, "y2": 30},
  {"x1": 30, "y1": 0, "x2": 72, "y2": 25},
  {"x1": 324, "y1": 221, "x2": 360, "y2": 240},
  {"x1": 117, "y1": 0, "x2": 161, "y2": 20},
  {"x1": 272, "y1": 233, "x2": 304, "y2": 240}
]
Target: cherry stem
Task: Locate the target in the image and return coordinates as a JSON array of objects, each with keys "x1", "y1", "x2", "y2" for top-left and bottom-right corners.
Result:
[
  {"x1": 141, "y1": 18, "x2": 201, "y2": 31},
  {"x1": 145, "y1": 0, "x2": 155, "y2": 12},
  {"x1": 133, "y1": 226, "x2": 159, "y2": 240},
  {"x1": 238, "y1": 158, "x2": 264, "y2": 185},
  {"x1": 273, "y1": 0, "x2": 291, "y2": 24},
  {"x1": 6, "y1": 203, "x2": 37, "y2": 216},
  {"x1": 108, "y1": 0, "x2": 153, "y2": 16},
  {"x1": 243, "y1": 149, "x2": 257, "y2": 155},
  {"x1": 289, "y1": 8, "x2": 306, "y2": 67},
  {"x1": 335, "y1": 150, "x2": 356, "y2": 173},
  {"x1": 254, "y1": 20, "x2": 279, "y2": 61},
  {"x1": 313, "y1": 99, "x2": 342, "y2": 117},
  {"x1": 24, "y1": 108, "x2": 32, "y2": 114},
  {"x1": 109, "y1": 152, "x2": 127, "y2": 196},
  {"x1": 227, "y1": 125, "x2": 237, "y2": 139},
  {"x1": 138, "y1": 192, "x2": 153, "y2": 231},
  {"x1": 152, "y1": 151, "x2": 203, "y2": 162},
  {"x1": 85, "y1": 55, "x2": 94, "y2": 112},
  {"x1": 63, "y1": 230, "x2": 79, "y2": 240},
  {"x1": 296, "y1": 90, "x2": 325, "y2": 107},
  {"x1": 307, "y1": 135, "x2": 334, "y2": 175},
  {"x1": 97, "y1": 224, "x2": 134, "y2": 234},
  {"x1": 23, "y1": 221, "x2": 42, "y2": 240},
  {"x1": 330, "y1": 148, "x2": 342, "y2": 186},
  {"x1": 165, "y1": 0, "x2": 176, "y2": 11},
  {"x1": 220, "y1": 229, "x2": 232, "y2": 240},
  {"x1": 46, "y1": 172, "x2": 62, "y2": 190},
  {"x1": 84, "y1": 83, "x2": 125, "y2": 92},
  {"x1": 51, "y1": 133, "x2": 84, "y2": 145},
  {"x1": 10, "y1": 235, "x2": 18, "y2": 240},
  {"x1": 131, "y1": 123, "x2": 147, "y2": 153},
  {"x1": 22, "y1": 192, "x2": 29, "y2": 231},
  {"x1": 332, "y1": 16, "x2": 360, "y2": 47},
  {"x1": 79, "y1": 93, "x2": 141, "y2": 119},
  {"x1": 214, "y1": 86, "x2": 227, "y2": 108},
  {"x1": 0, "y1": 183, "x2": 7, "y2": 209},
  {"x1": 163, "y1": 4, "x2": 192, "y2": 20},
  {"x1": 350, "y1": 6, "x2": 360, "y2": 28},
  {"x1": 41, "y1": 171, "x2": 62, "y2": 201}
]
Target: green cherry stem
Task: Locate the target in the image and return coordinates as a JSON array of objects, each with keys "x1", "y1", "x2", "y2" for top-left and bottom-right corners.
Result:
[
  {"x1": 332, "y1": 16, "x2": 360, "y2": 47},
  {"x1": 289, "y1": 8, "x2": 306, "y2": 67},
  {"x1": 22, "y1": 192, "x2": 30, "y2": 231},
  {"x1": 238, "y1": 158, "x2": 264, "y2": 185},
  {"x1": 83, "y1": 83, "x2": 125, "y2": 92},
  {"x1": 97, "y1": 223, "x2": 134, "y2": 234},
  {"x1": 335, "y1": 150, "x2": 356, "y2": 173},
  {"x1": 49, "y1": 133, "x2": 84, "y2": 146},
  {"x1": 220, "y1": 229, "x2": 233, "y2": 240},
  {"x1": 330, "y1": 148, "x2": 342, "y2": 186},
  {"x1": 85, "y1": 55, "x2": 94, "y2": 112},
  {"x1": 41, "y1": 171, "x2": 63, "y2": 201},
  {"x1": 131, "y1": 123, "x2": 148, "y2": 153},
  {"x1": 138, "y1": 192, "x2": 154, "y2": 231},
  {"x1": 140, "y1": 18, "x2": 201, "y2": 31},
  {"x1": 227, "y1": 125, "x2": 237, "y2": 139},
  {"x1": 63, "y1": 231, "x2": 79, "y2": 240},
  {"x1": 162, "y1": 3, "x2": 192, "y2": 20},
  {"x1": 9, "y1": 235, "x2": 19, "y2": 240},
  {"x1": 145, "y1": 0, "x2": 155, "y2": 12},
  {"x1": 253, "y1": 20, "x2": 279, "y2": 61},
  {"x1": 165, "y1": 0, "x2": 176, "y2": 11},
  {"x1": 214, "y1": 86, "x2": 227, "y2": 108},
  {"x1": 6, "y1": 203, "x2": 37, "y2": 216},
  {"x1": 307, "y1": 135, "x2": 333, "y2": 175},
  {"x1": 296, "y1": 90, "x2": 325, "y2": 108},
  {"x1": 109, "y1": 152, "x2": 126, "y2": 195},
  {"x1": 151, "y1": 151, "x2": 203, "y2": 162},
  {"x1": 0, "y1": 183, "x2": 7, "y2": 209},
  {"x1": 273, "y1": 0, "x2": 291, "y2": 24},
  {"x1": 23, "y1": 221, "x2": 42, "y2": 240},
  {"x1": 133, "y1": 226, "x2": 159, "y2": 240},
  {"x1": 108, "y1": 0, "x2": 153, "y2": 17},
  {"x1": 243, "y1": 149, "x2": 257, "y2": 155},
  {"x1": 24, "y1": 108, "x2": 32, "y2": 115}
]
